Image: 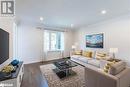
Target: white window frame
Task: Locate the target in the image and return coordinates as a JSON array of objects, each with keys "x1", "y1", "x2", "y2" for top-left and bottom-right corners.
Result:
[{"x1": 44, "y1": 30, "x2": 64, "y2": 51}]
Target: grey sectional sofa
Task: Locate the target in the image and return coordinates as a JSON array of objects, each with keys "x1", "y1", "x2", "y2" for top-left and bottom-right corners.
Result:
[
  {"x1": 85, "y1": 64, "x2": 130, "y2": 87},
  {"x1": 71, "y1": 55, "x2": 130, "y2": 87}
]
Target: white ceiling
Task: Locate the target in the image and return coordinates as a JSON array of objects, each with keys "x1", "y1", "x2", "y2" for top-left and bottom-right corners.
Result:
[{"x1": 16, "y1": 0, "x2": 130, "y2": 29}]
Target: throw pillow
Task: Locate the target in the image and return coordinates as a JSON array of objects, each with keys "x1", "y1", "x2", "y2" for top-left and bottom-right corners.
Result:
[
  {"x1": 74, "y1": 50, "x2": 82, "y2": 55},
  {"x1": 103, "y1": 62, "x2": 115, "y2": 73},
  {"x1": 82, "y1": 51, "x2": 93, "y2": 58},
  {"x1": 95, "y1": 52, "x2": 107, "y2": 60}
]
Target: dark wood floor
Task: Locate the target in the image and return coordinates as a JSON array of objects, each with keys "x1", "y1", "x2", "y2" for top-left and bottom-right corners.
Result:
[{"x1": 21, "y1": 62, "x2": 49, "y2": 87}]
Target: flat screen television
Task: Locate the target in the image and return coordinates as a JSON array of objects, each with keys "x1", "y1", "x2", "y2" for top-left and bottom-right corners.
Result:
[
  {"x1": 86, "y1": 33, "x2": 103, "y2": 48},
  {"x1": 0, "y1": 28, "x2": 9, "y2": 64}
]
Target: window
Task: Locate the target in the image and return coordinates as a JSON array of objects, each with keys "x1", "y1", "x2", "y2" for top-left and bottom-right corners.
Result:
[{"x1": 44, "y1": 30, "x2": 64, "y2": 51}]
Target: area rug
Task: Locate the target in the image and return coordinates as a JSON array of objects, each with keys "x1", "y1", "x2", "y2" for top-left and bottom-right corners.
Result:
[{"x1": 40, "y1": 64, "x2": 86, "y2": 87}]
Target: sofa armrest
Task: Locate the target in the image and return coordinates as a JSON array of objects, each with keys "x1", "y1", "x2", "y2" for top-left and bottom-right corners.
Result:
[
  {"x1": 85, "y1": 67, "x2": 119, "y2": 87},
  {"x1": 115, "y1": 67, "x2": 130, "y2": 87}
]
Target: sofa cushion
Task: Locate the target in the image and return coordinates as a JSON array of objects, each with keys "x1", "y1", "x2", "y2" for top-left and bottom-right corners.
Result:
[
  {"x1": 109, "y1": 61, "x2": 126, "y2": 75},
  {"x1": 88, "y1": 59, "x2": 100, "y2": 67},
  {"x1": 78, "y1": 56, "x2": 92, "y2": 63},
  {"x1": 71, "y1": 55, "x2": 82, "y2": 58},
  {"x1": 71, "y1": 55, "x2": 82, "y2": 62}
]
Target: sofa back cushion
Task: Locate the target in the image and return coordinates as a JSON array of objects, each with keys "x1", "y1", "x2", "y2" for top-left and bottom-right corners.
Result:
[{"x1": 82, "y1": 51, "x2": 93, "y2": 58}]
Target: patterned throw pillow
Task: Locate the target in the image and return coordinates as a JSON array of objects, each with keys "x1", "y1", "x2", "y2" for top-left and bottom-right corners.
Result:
[{"x1": 103, "y1": 61, "x2": 117, "y2": 73}]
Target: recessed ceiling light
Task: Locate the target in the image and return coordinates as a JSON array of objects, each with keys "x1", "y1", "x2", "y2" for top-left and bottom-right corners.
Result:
[
  {"x1": 40, "y1": 17, "x2": 44, "y2": 21},
  {"x1": 71, "y1": 24, "x2": 74, "y2": 27},
  {"x1": 101, "y1": 10, "x2": 107, "y2": 14}
]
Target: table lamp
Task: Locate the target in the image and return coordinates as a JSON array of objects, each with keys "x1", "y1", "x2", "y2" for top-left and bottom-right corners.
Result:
[
  {"x1": 109, "y1": 48, "x2": 118, "y2": 58},
  {"x1": 72, "y1": 45, "x2": 76, "y2": 50}
]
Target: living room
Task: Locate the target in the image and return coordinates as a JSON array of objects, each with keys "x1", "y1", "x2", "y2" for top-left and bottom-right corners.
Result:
[{"x1": 0, "y1": 0, "x2": 130, "y2": 87}]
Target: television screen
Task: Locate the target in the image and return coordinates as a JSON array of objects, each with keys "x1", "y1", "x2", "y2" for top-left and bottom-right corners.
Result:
[
  {"x1": 86, "y1": 33, "x2": 103, "y2": 48},
  {"x1": 0, "y1": 28, "x2": 9, "y2": 64}
]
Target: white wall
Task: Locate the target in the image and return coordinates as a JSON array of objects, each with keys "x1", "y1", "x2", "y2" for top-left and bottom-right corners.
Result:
[
  {"x1": 64, "y1": 30, "x2": 74, "y2": 57},
  {"x1": 17, "y1": 23, "x2": 74, "y2": 64},
  {"x1": 74, "y1": 14, "x2": 130, "y2": 65},
  {"x1": 17, "y1": 24, "x2": 44, "y2": 64},
  {"x1": 0, "y1": 17, "x2": 14, "y2": 70}
]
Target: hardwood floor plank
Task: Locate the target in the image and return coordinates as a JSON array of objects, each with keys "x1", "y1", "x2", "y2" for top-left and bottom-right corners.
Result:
[{"x1": 21, "y1": 62, "x2": 49, "y2": 87}]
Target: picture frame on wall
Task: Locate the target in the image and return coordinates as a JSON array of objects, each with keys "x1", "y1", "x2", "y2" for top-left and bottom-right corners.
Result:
[{"x1": 86, "y1": 33, "x2": 104, "y2": 48}]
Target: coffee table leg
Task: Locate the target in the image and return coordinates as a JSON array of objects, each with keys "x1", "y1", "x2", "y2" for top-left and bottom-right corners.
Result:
[
  {"x1": 66, "y1": 68, "x2": 72, "y2": 76},
  {"x1": 66, "y1": 69, "x2": 68, "y2": 76}
]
